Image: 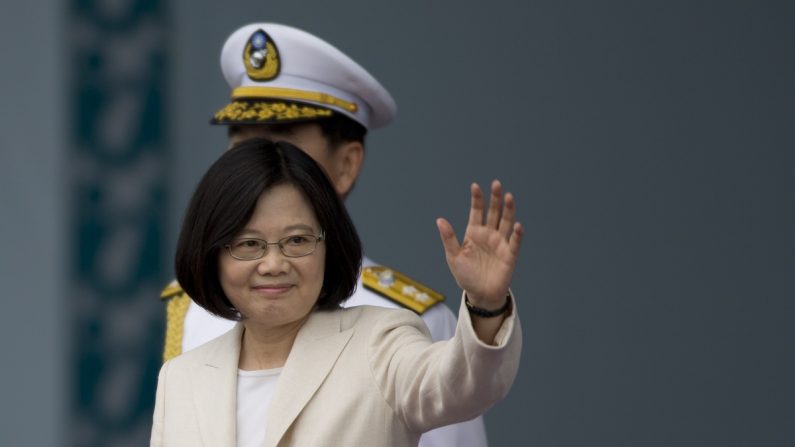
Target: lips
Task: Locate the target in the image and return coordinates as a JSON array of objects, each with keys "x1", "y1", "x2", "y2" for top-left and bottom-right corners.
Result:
[{"x1": 251, "y1": 284, "x2": 294, "y2": 296}]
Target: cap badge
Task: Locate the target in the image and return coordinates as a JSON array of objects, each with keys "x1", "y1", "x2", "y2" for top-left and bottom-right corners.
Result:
[{"x1": 243, "y1": 29, "x2": 280, "y2": 81}]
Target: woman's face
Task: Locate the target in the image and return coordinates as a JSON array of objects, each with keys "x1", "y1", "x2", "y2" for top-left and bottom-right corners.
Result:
[{"x1": 218, "y1": 183, "x2": 326, "y2": 329}]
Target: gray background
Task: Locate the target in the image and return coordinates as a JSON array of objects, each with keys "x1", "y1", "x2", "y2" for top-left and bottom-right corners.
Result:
[
  {"x1": 1, "y1": 2, "x2": 64, "y2": 446},
  {"x1": 2, "y1": 0, "x2": 794, "y2": 445}
]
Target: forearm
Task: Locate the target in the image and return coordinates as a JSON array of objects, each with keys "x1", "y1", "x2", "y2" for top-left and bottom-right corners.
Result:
[{"x1": 371, "y1": 296, "x2": 522, "y2": 431}]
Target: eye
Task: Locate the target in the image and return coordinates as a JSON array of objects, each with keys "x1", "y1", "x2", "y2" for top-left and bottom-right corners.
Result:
[
  {"x1": 283, "y1": 235, "x2": 312, "y2": 246},
  {"x1": 234, "y1": 239, "x2": 262, "y2": 249}
]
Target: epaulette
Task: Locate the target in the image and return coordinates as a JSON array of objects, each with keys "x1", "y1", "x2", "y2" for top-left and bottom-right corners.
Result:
[
  {"x1": 361, "y1": 266, "x2": 444, "y2": 315},
  {"x1": 160, "y1": 279, "x2": 184, "y2": 300},
  {"x1": 159, "y1": 279, "x2": 191, "y2": 362}
]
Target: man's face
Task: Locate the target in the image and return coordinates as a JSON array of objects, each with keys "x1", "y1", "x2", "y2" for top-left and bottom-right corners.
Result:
[{"x1": 227, "y1": 123, "x2": 343, "y2": 191}]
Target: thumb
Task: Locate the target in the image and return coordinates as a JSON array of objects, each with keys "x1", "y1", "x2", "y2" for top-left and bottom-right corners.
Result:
[{"x1": 436, "y1": 217, "x2": 461, "y2": 261}]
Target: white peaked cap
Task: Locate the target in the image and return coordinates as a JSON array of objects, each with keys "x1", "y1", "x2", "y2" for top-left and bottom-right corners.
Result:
[{"x1": 212, "y1": 23, "x2": 397, "y2": 130}]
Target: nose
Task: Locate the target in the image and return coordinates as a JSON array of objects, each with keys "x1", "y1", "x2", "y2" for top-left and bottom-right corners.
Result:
[{"x1": 255, "y1": 246, "x2": 289, "y2": 275}]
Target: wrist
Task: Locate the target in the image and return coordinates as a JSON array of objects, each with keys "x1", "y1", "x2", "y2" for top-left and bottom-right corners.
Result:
[{"x1": 465, "y1": 293, "x2": 511, "y2": 318}]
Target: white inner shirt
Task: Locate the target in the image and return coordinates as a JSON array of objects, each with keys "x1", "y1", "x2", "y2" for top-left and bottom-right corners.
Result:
[{"x1": 236, "y1": 367, "x2": 282, "y2": 447}]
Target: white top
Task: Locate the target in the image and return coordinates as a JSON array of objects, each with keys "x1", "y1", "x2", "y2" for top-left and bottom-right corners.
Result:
[{"x1": 236, "y1": 367, "x2": 282, "y2": 447}]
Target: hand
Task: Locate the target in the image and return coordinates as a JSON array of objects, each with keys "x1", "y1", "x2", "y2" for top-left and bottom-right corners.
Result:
[{"x1": 436, "y1": 180, "x2": 523, "y2": 310}]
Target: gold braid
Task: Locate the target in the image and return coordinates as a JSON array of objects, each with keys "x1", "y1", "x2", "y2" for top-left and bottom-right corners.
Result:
[{"x1": 162, "y1": 293, "x2": 191, "y2": 362}]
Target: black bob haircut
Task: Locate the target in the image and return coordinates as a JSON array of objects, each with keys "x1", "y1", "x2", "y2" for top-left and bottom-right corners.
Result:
[{"x1": 175, "y1": 138, "x2": 362, "y2": 320}]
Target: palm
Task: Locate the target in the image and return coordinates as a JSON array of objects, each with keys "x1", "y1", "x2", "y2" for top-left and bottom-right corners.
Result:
[{"x1": 437, "y1": 180, "x2": 523, "y2": 308}]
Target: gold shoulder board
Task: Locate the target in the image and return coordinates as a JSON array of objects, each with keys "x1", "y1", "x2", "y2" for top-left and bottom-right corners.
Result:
[
  {"x1": 160, "y1": 279, "x2": 184, "y2": 300},
  {"x1": 361, "y1": 266, "x2": 444, "y2": 315},
  {"x1": 159, "y1": 278, "x2": 192, "y2": 362}
]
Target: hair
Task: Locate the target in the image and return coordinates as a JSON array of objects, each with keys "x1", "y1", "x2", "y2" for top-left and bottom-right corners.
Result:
[
  {"x1": 227, "y1": 112, "x2": 368, "y2": 149},
  {"x1": 175, "y1": 138, "x2": 363, "y2": 320}
]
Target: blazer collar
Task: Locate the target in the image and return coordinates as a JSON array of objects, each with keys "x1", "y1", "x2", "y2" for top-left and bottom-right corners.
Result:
[
  {"x1": 191, "y1": 323, "x2": 244, "y2": 447},
  {"x1": 263, "y1": 309, "x2": 354, "y2": 446},
  {"x1": 189, "y1": 311, "x2": 353, "y2": 447}
]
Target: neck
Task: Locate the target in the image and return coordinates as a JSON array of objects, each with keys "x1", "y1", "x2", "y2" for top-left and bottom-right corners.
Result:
[{"x1": 238, "y1": 316, "x2": 309, "y2": 370}]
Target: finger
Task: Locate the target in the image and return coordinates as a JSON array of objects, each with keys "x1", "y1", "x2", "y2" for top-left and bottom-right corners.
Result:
[
  {"x1": 436, "y1": 217, "x2": 461, "y2": 260},
  {"x1": 508, "y1": 221, "x2": 524, "y2": 256},
  {"x1": 499, "y1": 192, "x2": 517, "y2": 239},
  {"x1": 485, "y1": 179, "x2": 503, "y2": 228},
  {"x1": 468, "y1": 182, "x2": 485, "y2": 227}
]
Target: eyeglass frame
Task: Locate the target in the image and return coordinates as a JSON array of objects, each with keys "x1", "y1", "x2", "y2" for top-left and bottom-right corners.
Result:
[{"x1": 223, "y1": 231, "x2": 326, "y2": 260}]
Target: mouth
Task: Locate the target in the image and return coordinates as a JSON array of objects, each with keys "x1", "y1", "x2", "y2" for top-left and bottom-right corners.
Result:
[{"x1": 251, "y1": 284, "x2": 294, "y2": 296}]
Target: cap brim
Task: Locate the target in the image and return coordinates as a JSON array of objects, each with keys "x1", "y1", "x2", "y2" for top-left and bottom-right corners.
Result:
[{"x1": 210, "y1": 99, "x2": 336, "y2": 125}]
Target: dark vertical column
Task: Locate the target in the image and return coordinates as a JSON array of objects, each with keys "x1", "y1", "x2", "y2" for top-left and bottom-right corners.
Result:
[{"x1": 68, "y1": 1, "x2": 169, "y2": 445}]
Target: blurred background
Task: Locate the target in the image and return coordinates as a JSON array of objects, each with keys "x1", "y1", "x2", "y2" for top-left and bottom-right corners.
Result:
[{"x1": 2, "y1": 0, "x2": 793, "y2": 446}]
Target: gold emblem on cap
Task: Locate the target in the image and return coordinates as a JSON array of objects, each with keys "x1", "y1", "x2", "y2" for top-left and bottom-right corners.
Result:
[
  {"x1": 243, "y1": 29, "x2": 280, "y2": 81},
  {"x1": 213, "y1": 101, "x2": 333, "y2": 123}
]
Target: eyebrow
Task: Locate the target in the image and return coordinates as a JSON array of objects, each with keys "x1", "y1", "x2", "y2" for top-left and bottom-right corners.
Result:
[
  {"x1": 238, "y1": 224, "x2": 317, "y2": 237},
  {"x1": 283, "y1": 224, "x2": 317, "y2": 233}
]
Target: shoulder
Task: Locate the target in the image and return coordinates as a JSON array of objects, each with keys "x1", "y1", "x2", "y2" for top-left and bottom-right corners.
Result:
[
  {"x1": 166, "y1": 323, "x2": 242, "y2": 370},
  {"x1": 357, "y1": 264, "x2": 445, "y2": 315},
  {"x1": 160, "y1": 279, "x2": 184, "y2": 301},
  {"x1": 337, "y1": 304, "x2": 429, "y2": 339}
]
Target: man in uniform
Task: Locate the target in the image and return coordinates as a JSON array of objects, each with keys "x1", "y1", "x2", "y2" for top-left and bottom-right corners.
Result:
[{"x1": 160, "y1": 23, "x2": 489, "y2": 446}]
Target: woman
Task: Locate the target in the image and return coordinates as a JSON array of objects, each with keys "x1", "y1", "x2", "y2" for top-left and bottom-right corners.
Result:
[{"x1": 151, "y1": 139, "x2": 523, "y2": 447}]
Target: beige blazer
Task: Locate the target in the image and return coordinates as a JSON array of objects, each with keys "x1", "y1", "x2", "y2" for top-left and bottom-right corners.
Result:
[{"x1": 150, "y1": 297, "x2": 521, "y2": 447}]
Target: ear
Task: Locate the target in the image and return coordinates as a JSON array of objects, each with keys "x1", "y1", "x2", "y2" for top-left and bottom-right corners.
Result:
[{"x1": 329, "y1": 140, "x2": 364, "y2": 198}]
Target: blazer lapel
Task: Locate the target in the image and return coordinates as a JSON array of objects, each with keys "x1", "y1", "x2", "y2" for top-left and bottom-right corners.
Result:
[
  {"x1": 192, "y1": 323, "x2": 243, "y2": 447},
  {"x1": 263, "y1": 310, "x2": 353, "y2": 446}
]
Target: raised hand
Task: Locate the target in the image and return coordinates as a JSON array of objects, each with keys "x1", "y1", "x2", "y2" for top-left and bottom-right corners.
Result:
[{"x1": 436, "y1": 180, "x2": 523, "y2": 311}]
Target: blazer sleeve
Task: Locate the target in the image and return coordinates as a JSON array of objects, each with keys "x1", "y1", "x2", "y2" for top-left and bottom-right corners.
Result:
[{"x1": 367, "y1": 292, "x2": 522, "y2": 433}]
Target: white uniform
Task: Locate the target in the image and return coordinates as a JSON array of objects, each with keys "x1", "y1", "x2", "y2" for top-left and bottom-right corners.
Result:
[{"x1": 161, "y1": 257, "x2": 488, "y2": 446}]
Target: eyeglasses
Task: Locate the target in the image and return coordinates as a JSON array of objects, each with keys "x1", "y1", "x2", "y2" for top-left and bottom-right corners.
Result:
[{"x1": 224, "y1": 232, "x2": 325, "y2": 260}]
